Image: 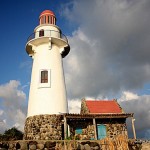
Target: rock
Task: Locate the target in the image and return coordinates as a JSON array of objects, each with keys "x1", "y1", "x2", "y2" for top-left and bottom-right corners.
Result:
[
  {"x1": 84, "y1": 144, "x2": 91, "y2": 150},
  {"x1": 90, "y1": 142, "x2": 99, "y2": 147},
  {"x1": 93, "y1": 146, "x2": 100, "y2": 150},
  {"x1": 45, "y1": 141, "x2": 50, "y2": 148},
  {"x1": 9, "y1": 143, "x2": 14, "y2": 148},
  {"x1": 29, "y1": 144, "x2": 36, "y2": 150},
  {"x1": 77, "y1": 144, "x2": 84, "y2": 150},
  {"x1": 19, "y1": 142, "x2": 28, "y2": 150},
  {"x1": 37, "y1": 143, "x2": 44, "y2": 149},
  {"x1": 45, "y1": 137, "x2": 49, "y2": 140},
  {"x1": 49, "y1": 142, "x2": 56, "y2": 148},
  {"x1": 35, "y1": 135, "x2": 40, "y2": 140},
  {"x1": 16, "y1": 142, "x2": 21, "y2": 149}
]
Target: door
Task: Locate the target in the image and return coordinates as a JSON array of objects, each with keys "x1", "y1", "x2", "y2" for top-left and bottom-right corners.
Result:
[{"x1": 97, "y1": 124, "x2": 107, "y2": 140}]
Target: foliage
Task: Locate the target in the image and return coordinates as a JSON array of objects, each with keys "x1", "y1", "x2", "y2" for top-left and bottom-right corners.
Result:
[
  {"x1": 0, "y1": 127, "x2": 23, "y2": 141},
  {"x1": 65, "y1": 136, "x2": 72, "y2": 140}
]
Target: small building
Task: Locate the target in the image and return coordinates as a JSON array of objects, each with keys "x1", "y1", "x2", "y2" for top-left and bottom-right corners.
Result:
[{"x1": 66, "y1": 99, "x2": 133, "y2": 140}]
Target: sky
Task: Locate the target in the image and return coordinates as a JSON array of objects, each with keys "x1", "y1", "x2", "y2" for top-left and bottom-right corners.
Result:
[{"x1": 0, "y1": 0, "x2": 149, "y2": 139}]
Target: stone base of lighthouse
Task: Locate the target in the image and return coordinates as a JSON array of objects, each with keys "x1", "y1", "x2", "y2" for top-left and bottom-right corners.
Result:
[{"x1": 23, "y1": 115, "x2": 64, "y2": 140}]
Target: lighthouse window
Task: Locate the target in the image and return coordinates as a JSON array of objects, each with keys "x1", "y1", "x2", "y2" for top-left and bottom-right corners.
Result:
[
  {"x1": 39, "y1": 29, "x2": 44, "y2": 37},
  {"x1": 48, "y1": 16, "x2": 50, "y2": 23},
  {"x1": 39, "y1": 69, "x2": 51, "y2": 88},
  {"x1": 41, "y1": 16, "x2": 44, "y2": 24},
  {"x1": 51, "y1": 17, "x2": 53, "y2": 24},
  {"x1": 41, "y1": 70, "x2": 48, "y2": 83},
  {"x1": 43, "y1": 16, "x2": 46, "y2": 23}
]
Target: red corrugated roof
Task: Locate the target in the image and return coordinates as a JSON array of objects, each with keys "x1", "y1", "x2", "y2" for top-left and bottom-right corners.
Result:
[{"x1": 85, "y1": 100, "x2": 122, "y2": 113}]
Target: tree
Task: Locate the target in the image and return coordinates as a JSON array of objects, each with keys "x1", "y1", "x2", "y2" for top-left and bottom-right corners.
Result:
[{"x1": 2, "y1": 127, "x2": 23, "y2": 141}]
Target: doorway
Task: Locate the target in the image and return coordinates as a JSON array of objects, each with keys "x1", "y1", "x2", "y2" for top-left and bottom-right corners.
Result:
[{"x1": 97, "y1": 124, "x2": 107, "y2": 140}]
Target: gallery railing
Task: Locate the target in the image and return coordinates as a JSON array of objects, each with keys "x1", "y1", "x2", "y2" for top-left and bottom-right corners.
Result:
[{"x1": 27, "y1": 30, "x2": 68, "y2": 43}]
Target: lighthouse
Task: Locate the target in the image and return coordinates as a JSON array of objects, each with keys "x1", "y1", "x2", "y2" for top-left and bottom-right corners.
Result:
[
  {"x1": 26, "y1": 10, "x2": 70, "y2": 117},
  {"x1": 24, "y1": 10, "x2": 70, "y2": 140}
]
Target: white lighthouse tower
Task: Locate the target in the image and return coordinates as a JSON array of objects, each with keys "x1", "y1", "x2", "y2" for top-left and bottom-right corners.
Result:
[{"x1": 26, "y1": 10, "x2": 70, "y2": 117}]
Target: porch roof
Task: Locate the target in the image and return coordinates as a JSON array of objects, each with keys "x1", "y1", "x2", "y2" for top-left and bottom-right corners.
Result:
[{"x1": 64, "y1": 113, "x2": 133, "y2": 119}]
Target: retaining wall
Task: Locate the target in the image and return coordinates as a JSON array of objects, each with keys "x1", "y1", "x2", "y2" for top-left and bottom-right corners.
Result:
[{"x1": 0, "y1": 137, "x2": 143, "y2": 150}]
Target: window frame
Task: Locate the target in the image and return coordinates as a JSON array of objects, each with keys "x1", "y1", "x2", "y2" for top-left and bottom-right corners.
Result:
[
  {"x1": 39, "y1": 69, "x2": 51, "y2": 88},
  {"x1": 39, "y1": 29, "x2": 44, "y2": 37},
  {"x1": 41, "y1": 70, "x2": 48, "y2": 83},
  {"x1": 75, "y1": 127, "x2": 82, "y2": 134}
]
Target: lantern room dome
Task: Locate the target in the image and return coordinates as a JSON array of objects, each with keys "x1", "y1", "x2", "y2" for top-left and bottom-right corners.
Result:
[
  {"x1": 39, "y1": 10, "x2": 56, "y2": 25},
  {"x1": 40, "y1": 10, "x2": 55, "y2": 17}
]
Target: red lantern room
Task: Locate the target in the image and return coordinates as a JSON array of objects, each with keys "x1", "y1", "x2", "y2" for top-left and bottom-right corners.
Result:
[{"x1": 39, "y1": 10, "x2": 56, "y2": 25}]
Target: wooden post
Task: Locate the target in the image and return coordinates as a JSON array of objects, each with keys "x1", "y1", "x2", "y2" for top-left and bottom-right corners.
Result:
[
  {"x1": 93, "y1": 118, "x2": 97, "y2": 140},
  {"x1": 64, "y1": 115, "x2": 67, "y2": 139},
  {"x1": 131, "y1": 117, "x2": 136, "y2": 139}
]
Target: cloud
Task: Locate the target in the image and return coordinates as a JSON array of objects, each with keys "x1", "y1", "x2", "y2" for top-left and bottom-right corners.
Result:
[
  {"x1": 68, "y1": 99, "x2": 81, "y2": 113},
  {"x1": 13, "y1": 109, "x2": 26, "y2": 131},
  {"x1": 0, "y1": 80, "x2": 27, "y2": 133},
  {"x1": 119, "y1": 92, "x2": 150, "y2": 138},
  {"x1": 0, "y1": 110, "x2": 4, "y2": 116},
  {"x1": 119, "y1": 91, "x2": 139, "y2": 101},
  {"x1": 62, "y1": 0, "x2": 150, "y2": 99},
  {"x1": 0, "y1": 120, "x2": 7, "y2": 133}
]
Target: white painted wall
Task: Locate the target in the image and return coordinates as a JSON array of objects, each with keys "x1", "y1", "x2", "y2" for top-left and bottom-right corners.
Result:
[{"x1": 27, "y1": 25, "x2": 69, "y2": 117}]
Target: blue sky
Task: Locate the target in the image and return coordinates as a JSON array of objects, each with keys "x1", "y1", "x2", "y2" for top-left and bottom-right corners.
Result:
[
  {"x1": 0, "y1": 0, "x2": 150, "y2": 139},
  {"x1": 0, "y1": 0, "x2": 71, "y2": 84}
]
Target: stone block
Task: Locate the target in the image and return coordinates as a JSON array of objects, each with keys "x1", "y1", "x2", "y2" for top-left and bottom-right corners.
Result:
[
  {"x1": 19, "y1": 141, "x2": 28, "y2": 150},
  {"x1": 84, "y1": 144, "x2": 91, "y2": 150},
  {"x1": 29, "y1": 144, "x2": 36, "y2": 150},
  {"x1": 77, "y1": 144, "x2": 84, "y2": 150},
  {"x1": 9, "y1": 143, "x2": 14, "y2": 149},
  {"x1": 37, "y1": 143, "x2": 44, "y2": 150}
]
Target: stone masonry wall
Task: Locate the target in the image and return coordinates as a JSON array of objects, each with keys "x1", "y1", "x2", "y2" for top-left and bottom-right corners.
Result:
[
  {"x1": 106, "y1": 123, "x2": 127, "y2": 138},
  {"x1": 68, "y1": 118, "x2": 127, "y2": 140},
  {"x1": 24, "y1": 115, "x2": 63, "y2": 140},
  {"x1": 80, "y1": 99, "x2": 89, "y2": 114},
  {"x1": 69, "y1": 120, "x2": 95, "y2": 140},
  {"x1": 0, "y1": 138, "x2": 144, "y2": 150},
  {"x1": 24, "y1": 114, "x2": 128, "y2": 141}
]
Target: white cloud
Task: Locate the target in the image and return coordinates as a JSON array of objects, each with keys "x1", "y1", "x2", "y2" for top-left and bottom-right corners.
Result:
[
  {"x1": 119, "y1": 92, "x2": 150, "y2": 138},
  {"x1": 63, "y1": 0, "x2": 150, "y2": 99},
  {"x1": 0, "y1": 110, "x2": 3, "y2": 116},
  {"x1": 120, "y1": 91, "x2": 139, "y2": 101},
  {"x1": 68, "y1": 99, "x2": 81, "y2": 113},
  {"x1": 13, "y1": 109, "x2": 26, "y2": 131},
  {"x1": 0, "y1": 80, "x2": 27, "y2": 133},
  {"x1": 0, "y1": 120, "x2": 8, "y2": 133}
]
